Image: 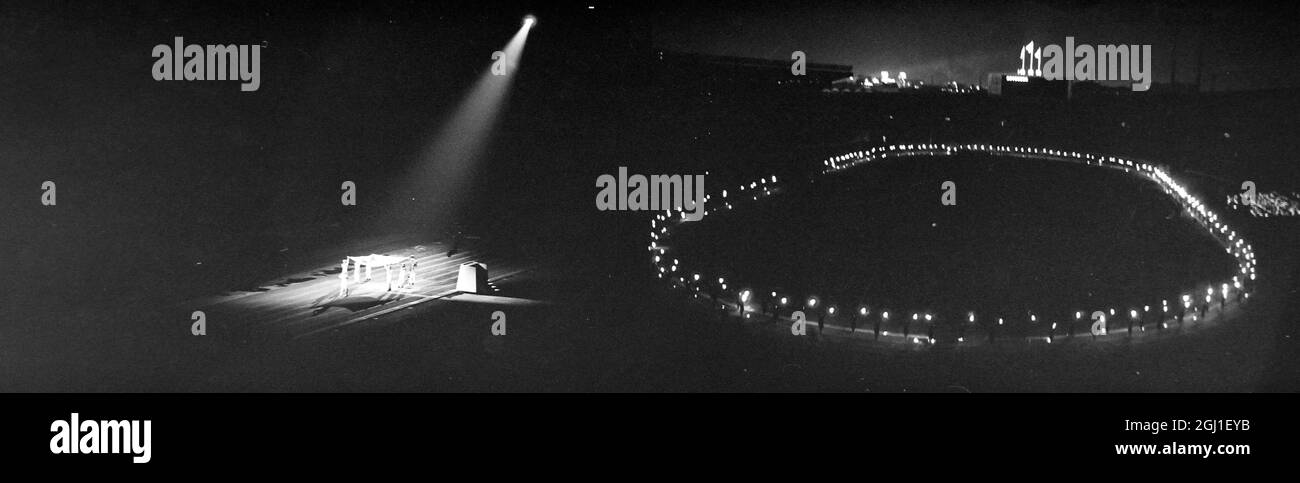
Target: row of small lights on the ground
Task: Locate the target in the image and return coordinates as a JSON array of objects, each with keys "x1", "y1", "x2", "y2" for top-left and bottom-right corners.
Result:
[
  {"x1": 1226, "y1": 190, "x2": 1300, "y2": 217},
  {"x1": 645, "y1": 143, "x2": 1255, "y2": 345},
  {"x1": 833, "y1": 71, "x2": 983, "y2": 94}
]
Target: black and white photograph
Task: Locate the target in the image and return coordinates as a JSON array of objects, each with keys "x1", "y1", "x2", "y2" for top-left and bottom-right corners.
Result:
[{"x1": 3, "y1": 0, "x2": 1298, "y2": 468}]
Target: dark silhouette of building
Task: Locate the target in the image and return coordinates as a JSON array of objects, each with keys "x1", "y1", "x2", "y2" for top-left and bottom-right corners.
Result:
[{"x1": 651, "y1": 51, "x2": 853, "y2": 97}]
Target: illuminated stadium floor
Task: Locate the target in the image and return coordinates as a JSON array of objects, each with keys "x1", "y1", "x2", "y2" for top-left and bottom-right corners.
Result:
[{"x1": 180, "y1": 238, "x2": 521, "y2": 340}]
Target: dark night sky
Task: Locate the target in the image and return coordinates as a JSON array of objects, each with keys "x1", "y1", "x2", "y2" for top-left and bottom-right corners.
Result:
[{"x1": 648, "y1": 0, "x2": 1300, "y2": 90}]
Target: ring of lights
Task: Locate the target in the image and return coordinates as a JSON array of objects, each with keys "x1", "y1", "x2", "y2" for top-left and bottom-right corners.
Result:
[{"x1": 648, "y1": 143, "x2": 1258, "y2": 346}]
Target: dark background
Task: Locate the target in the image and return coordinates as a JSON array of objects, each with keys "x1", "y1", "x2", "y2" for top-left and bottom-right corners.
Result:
[{"x1": 1, "y1": 0, "x2": 1298, "y2": 392}]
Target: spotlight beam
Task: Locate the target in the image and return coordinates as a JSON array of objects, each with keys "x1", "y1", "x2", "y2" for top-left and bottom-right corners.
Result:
[{"x1": 398, "y1": 20, "x2": 533, "y2": 232}]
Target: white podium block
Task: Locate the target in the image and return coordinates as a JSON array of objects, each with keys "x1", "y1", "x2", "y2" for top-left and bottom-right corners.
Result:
[{"x1": 456, "y1": 262, "x2": 489, "y2": 294}]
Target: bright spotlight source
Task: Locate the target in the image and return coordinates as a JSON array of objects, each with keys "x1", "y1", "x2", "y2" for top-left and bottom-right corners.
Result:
[{"x1": 523, "y1": 15, "x2": 537, "y2": 27}]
